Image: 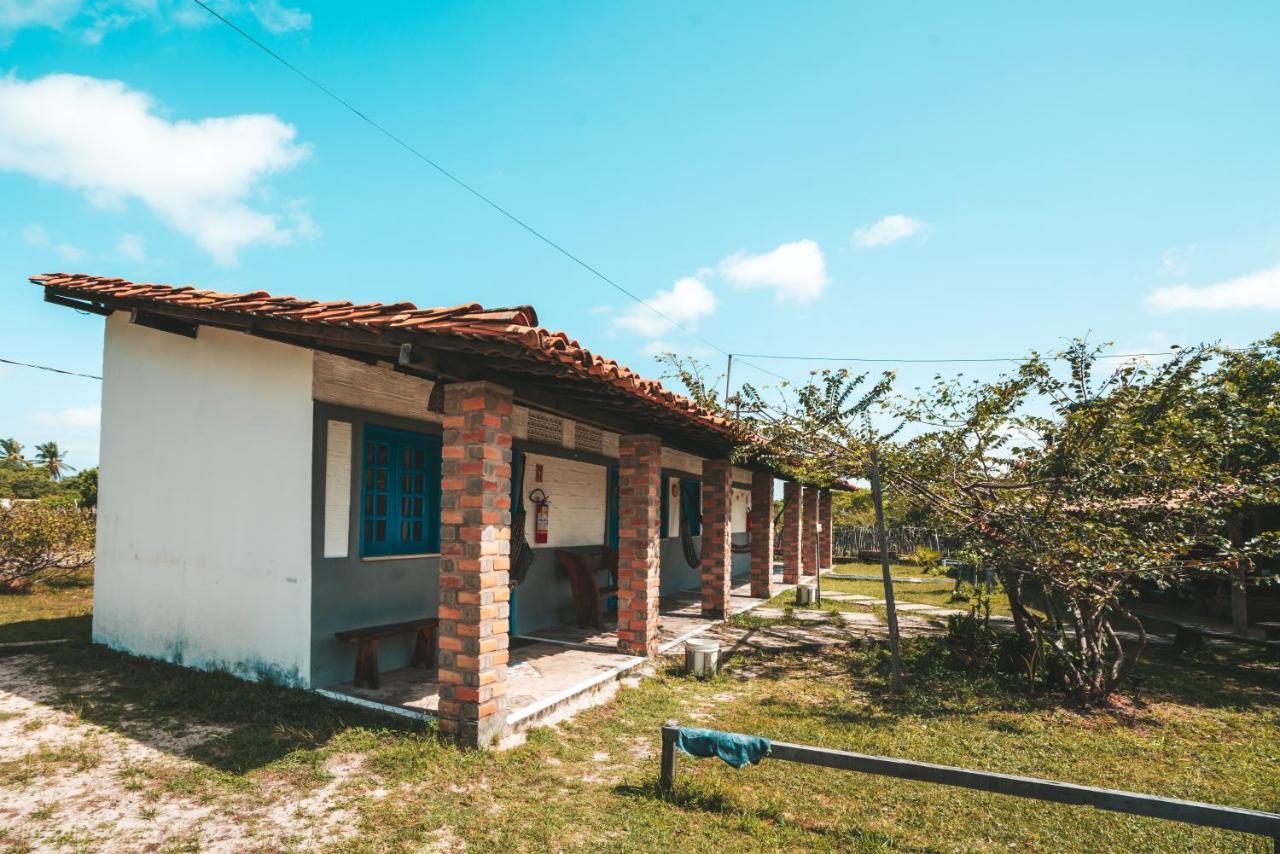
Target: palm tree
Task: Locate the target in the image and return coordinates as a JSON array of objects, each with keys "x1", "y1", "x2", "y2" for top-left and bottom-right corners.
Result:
[
  {"x1": 34, "y1": 441, "x2": 75, "y2": 481},
  {"x1": 0, "y1": 438, "x2": 26, "y2": 466}
]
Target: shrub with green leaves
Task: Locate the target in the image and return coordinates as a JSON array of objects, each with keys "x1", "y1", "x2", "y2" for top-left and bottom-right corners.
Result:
[
  {"x1": 0, "y1": 503, "x2": 95, "y2": 591},
  {"x1": 908, "y1": 544, "x2": 942, "y2": 572}
]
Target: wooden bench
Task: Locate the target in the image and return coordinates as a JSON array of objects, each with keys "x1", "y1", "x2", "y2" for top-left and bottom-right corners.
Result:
[
  {"x1": 1259, "y1": 621, "x2": 1280, "y2": 642},
  {"x1": 335, "y1": 618, "x2": 438, "y2": 690}
]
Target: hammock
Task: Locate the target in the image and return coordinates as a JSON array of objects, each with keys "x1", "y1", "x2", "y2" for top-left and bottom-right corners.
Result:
[
  {"x1": 683, "y1": 518, "x2": 754, "y2": 565},
  {"x1": 510, "y1": 508, "x2": 535, "y2": 588},
  {"x1": 681, "y1": 514, "x2": 701, "y2": 568}
]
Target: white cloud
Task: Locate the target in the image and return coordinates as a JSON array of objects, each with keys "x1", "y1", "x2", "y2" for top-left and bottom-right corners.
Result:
[
  {"x1": 1147, "y1": 264, "x2": 1280, "y2": 311},
  {"x1": 0, "y1": 73, "x2": 313, "y2": 265},
  {"x1": 21, "y1": 222, "x2": 83, "y2": 263},
  {"x1": 33, "y1": 405, "x2": 101, "y2": 429},
  {"x1": 249, "y1": 0, "x2": 310, "y2": 33},
  {"x1": 1, "y1": 0, "x2": 81, "y2": 32},
  {"x1": 1160, "y1": 244, "x2": 1197, "y2": 278},
  {"x1": 615, "y1": 276, "x2": 717, "y2": 338},
  {"x1": 642, "y1": 339, "x2": 674, "y2": 356},
  {"x1": 116, "y1": 232, "x2": 147, "y2": 262},
  {"x1": 0, "y1": 0, "x2": 310, "y2": 44},
  {"x1": 717, "y1": 239, "x2": 829, "y2": 303},
  {"x1": 852, "y1": 214, "x2": 930, "y2": 249}
]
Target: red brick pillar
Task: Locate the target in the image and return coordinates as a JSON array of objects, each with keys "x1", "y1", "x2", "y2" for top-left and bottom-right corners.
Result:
[
  {"x1": 700, "y1": 459, "x2": 733, "y2": 618},
  {"x1": 781, "y1": 481, "x2": 802, "y2": 584},
  {"x1": 749, "y1": 471, "x2": 775, "y2": 598},
  {"x1": 819, "y1": 489, "x2": 834, "y2": 570},
  {"x1": 616, "y1": 434, "x2": 662, "y2": 656},
  {"x1": 438, "y1": 381, "x2": 513, "y2": 747},
  {"x1": 802, "y1": 486, "x2": 819, "y2": 576}
]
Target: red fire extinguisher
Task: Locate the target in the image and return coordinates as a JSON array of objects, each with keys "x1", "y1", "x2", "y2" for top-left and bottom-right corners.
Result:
[{"x1": 530, "y1": 488, "x2": 550, "y2": 544}]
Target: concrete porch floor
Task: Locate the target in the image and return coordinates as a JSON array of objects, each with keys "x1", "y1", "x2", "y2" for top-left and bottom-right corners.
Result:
[{"x1": 321, "y1": 569, "x2": 804, "y2": 743}]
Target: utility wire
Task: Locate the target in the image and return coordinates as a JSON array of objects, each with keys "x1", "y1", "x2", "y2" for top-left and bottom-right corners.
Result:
[
  {"x1": 189, "y1": 0, "x2": 741, "y2": 365},
  {"x1": 187, "y1": 2, "x2": 1240, "y2": 387},
  {"x1": 732, "y1": 347, "x2": 1252, "y2": 365},
  {"x1": 0, "y1": 358, "x2": 102, "y2": 380}
]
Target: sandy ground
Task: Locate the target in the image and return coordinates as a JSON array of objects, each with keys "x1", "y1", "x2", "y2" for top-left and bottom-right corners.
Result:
[{"x1": 0, "y1": 655, "x2": 368, "y2": 853}]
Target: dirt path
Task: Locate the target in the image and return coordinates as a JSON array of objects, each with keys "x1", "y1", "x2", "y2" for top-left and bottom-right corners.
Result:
[{"x1": 0, "y1": 655, "x2": 371, "y2": 853}]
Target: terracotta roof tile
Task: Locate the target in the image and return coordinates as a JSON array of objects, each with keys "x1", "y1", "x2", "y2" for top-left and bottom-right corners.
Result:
[{"x1": 31, "y1": 272, "x2": 734, "y2": 438}]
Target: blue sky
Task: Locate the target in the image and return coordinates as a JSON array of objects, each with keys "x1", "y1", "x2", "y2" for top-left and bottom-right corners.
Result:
[{"x1": 3, "y1": 1, "x2": 1279, "y2": 468}]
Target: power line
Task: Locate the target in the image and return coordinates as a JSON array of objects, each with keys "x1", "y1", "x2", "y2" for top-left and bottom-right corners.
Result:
[
  {"x1": 732, "y1": 348, "x2": 1248, "y2": 365},
  {"x1": 0, "y1": 358, "x2": 102, "y2": 380},
  {"x1": 188, "y1": 0, "x2": 730, "y2": 360},
  {"x1": 185, "y1": 2, "x2": 1238, "y2": 387}
]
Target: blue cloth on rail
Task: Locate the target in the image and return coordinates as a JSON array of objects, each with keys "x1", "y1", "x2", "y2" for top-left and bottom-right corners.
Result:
[{"x1": 674, "y1": 727, "x2": 772, "y2": 769}]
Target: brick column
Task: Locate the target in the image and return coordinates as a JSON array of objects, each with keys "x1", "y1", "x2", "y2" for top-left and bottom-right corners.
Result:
[
  {"x1": 438, "y1": 381, "x2": 512, "y2": 748},
  {"x1": 802, "y1": 486, "x2": 819, "y2": 577},
  {"x1": 700, "y1": 459, "x2": 733, "y2": 618},
  {"x1": 749, "y1": 471, "x2": 774, "y2": 598},
  {"x1": 781, "y1": 481, "x2": 802, "y2": 584},
  {"x1": 818, "y1": 489, "x2": 834, "y2": 570},
  {"x1": 616, "y1": 434, "x2": 662, "y2": 656}
]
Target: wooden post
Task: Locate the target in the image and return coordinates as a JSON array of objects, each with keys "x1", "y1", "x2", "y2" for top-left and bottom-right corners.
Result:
[
  {"x1": 1229, "y1": 517, "x2": 1248, "y2": 636},
  {"x1": 660, "y1": 719, "x2": 679, "y2": 792},
  {"x1": 869, "y1": 448, "x2": 903, "y2": 693}
]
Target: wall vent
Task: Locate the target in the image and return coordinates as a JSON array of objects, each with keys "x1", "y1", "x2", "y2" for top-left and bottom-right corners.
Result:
[
  {"x1": 575, "y1": 424, "x2": 604, "y2": 455},
  {"x1": 526, "y1": 410, "x2": 565, "y2": 446},
  {"x1": 600, "y1": 431, "x2": 619, "y2": 458}
]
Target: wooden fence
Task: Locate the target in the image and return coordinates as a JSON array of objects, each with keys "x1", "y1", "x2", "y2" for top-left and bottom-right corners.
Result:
[
  {"x1": 659, "y1": 722, "x2": 1280, "y2": 848},
  {"x1": 832, "y1": 525, "x2": 946, "y2": 559}
]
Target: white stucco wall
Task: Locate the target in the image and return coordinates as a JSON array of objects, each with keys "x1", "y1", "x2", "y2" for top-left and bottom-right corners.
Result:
[
  {"x1": 731, "y1": 487, "x2": 750, "y2": 533},
  {"x1": 521, "y1": 452, "x2": 608, "y2": 547},
  {"x1": 664, "y1": 475, "x2": 682, "y2": 538},
  {"x1": 93, "y1": 315, "x2": 315, "y2": 686}
]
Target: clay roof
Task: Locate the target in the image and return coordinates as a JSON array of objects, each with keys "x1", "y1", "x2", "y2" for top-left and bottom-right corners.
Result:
[{"x1": 32, "y1": 272, "x2": 736, "y2": 443}]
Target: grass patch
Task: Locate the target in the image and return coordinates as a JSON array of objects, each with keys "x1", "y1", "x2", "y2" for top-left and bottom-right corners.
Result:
[
  {"x1": 1, "y1": 568, "x2": 1277, "y2": 850},
  {"x1": 830, "y1": 558, "x2": 944, "y2": 579},
  {"x1": 0, "y1": 569, "x2": 93, "y2": 643},
  {"x1": 765, "y1": 562, "x2": 1013, "y2": 617}
]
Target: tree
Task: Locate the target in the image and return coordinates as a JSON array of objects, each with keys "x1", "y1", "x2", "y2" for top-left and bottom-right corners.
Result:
[
  {"x1": 0, "y1": 503, "x2": 95, "y2": 591},
  {"x1": 732, "y1": 367, "x2": 905, "y2": 690},
  {"x1": 0, "y1": 466, "x2": 59, "y2": 500},
  {"x1": 661, "y1": 342, "x2": 1280, "y2": 705},
  {"x1": 33, "y1": 441, "x2": 75, "y2": 481},
  {"x1": 887, "y1": 341, "x2": 1278, "y2": 704},
  {"x1": 65, "y1": 467, "x2": 99, "y2": 509},
  {"x1": 0, "y1": 438, "x2": 27, "y2": 470}
]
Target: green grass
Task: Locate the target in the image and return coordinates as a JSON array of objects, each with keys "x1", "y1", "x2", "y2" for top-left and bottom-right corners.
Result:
[
  {"x1": 767, "y1": 561, "x2": 1014, "y2": 617},
  {"x1": 829, "y1": 558, "x2": 944, "y2": 579},
  {"x1": 1, "y1": 572, "x2": 1277, "y2": 851},
  {"x1": 0, "y1": 570, "x2": 93, "y2": 643}
]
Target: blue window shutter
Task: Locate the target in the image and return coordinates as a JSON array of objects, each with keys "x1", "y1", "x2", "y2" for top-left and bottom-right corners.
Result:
[
  {"x1": 660, "y1": 474, "x2": 669, "y2": 537},
  {"x1": 361, "y1": 425, "x2": 442, "y2": 557},
  {"x1": 680, "y1": 478, "x2": 702, "y2": 537}
]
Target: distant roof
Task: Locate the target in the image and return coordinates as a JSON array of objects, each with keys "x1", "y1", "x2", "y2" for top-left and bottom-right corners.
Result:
[{"x1": 32, "y1": 273, "x2": 737, "y2": 454}]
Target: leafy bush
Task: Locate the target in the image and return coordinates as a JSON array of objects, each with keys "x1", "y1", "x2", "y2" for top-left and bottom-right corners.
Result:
[
  {"x1": 947, "y1": 590, "x2": 1053, "y2": 693},
  {"x1": 0, "y1": 503, "x2": 95, "y2": 591},
  {"x1": 908, "y1": 545, "x2": 942, "y2": 573}
]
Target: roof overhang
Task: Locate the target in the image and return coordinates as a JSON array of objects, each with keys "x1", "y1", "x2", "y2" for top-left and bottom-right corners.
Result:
[{"x1": 35, "y1": 273, "x2": 742, "y2": 459}]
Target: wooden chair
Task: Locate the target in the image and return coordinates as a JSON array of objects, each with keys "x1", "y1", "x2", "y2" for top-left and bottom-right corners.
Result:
[{"x1": 555, "y1": 549, "x2": 618, "y2": 629}]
